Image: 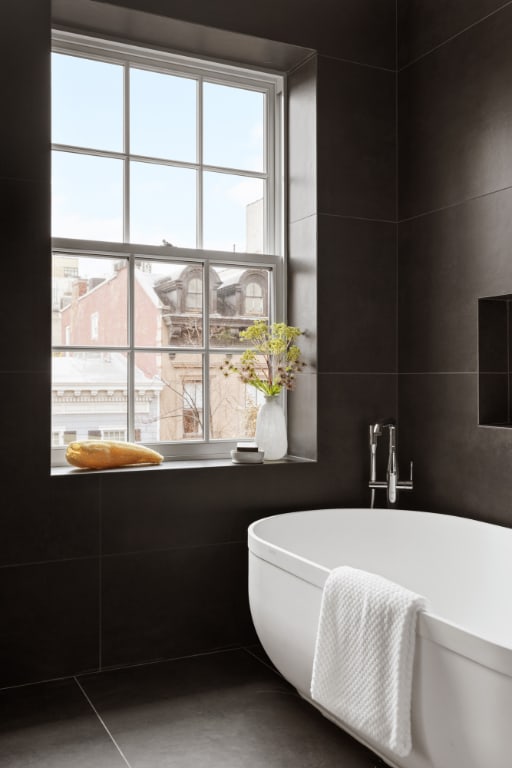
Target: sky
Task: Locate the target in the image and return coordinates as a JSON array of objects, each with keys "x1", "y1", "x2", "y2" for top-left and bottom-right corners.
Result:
[{"x1": 51, "y1": 52, "x2": 266, "y2": 253}]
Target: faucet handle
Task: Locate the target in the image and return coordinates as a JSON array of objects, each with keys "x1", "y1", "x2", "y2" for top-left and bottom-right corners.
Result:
[{"x1": 397, "y1": 460, "x2": 414, "y2": 491}]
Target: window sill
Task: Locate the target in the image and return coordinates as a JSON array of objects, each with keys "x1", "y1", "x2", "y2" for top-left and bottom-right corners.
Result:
[{"x1": 50, "y1": 454, "x2": 316, "y2": 477}]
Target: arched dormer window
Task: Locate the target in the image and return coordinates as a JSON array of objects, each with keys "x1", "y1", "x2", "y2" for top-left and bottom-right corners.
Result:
[
  {"x1": 186, "y1": 277, "x2": 202, "y2": 311},
  {"x1": 245, "y1": 281, "x2": 264, "y2": 315}
]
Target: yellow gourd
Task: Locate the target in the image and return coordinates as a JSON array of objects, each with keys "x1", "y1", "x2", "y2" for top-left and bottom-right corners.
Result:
[{"x1": 65, "y1": 440, "x2": 164, "y2": 470}]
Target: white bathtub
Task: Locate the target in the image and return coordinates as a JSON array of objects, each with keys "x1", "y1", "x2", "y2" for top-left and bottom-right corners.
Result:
[{"x1": 248, "y1": 507, "x2": 512, "y2": 768}]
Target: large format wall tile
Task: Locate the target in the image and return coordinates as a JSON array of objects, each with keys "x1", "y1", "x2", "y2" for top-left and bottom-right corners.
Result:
[
  {"x1": 0, "y1": 559, "x2": 99, "y2": 687},
  {"x1": 1, "y1": 473, "x2": 100, "y2": 567},
  {"x1": 0, "y1": 179, "x2": 50, "y2": 371},
  {"x1": 100, "y1": 462, "x2": 323, "y2": 555},
  {"x1": 0, "y1": 372, "x2": 48, "y2": 448},
  {"x1": 317, "y1": 57, "x2": 396, "y2": 222},
  {"x1": 398, "y1": 0, "x2": 508, "y2": 68},
  {"x1": 96, "y1": 0, "x2": 396, "y2": 68},
  {"x1": 398, "y1": 373, "x2": 512, "y2": 525},
  {"x1": 399, "y1": 187, "x2": 512, "y2": 373},
  {"x1": 399, "y1": 4, "x2": 512, "y2": 219},
  {"x1": 100, "y1": 466, "x2": 252, "y2": 554},
  {"x1": 0, "y1": 0, "x2": 50, "y2": 182},
  {"x1": 101, "y1": 543, "x2": 256, "y2": 668},
  {"x1": 318, "y1": 215, "x2": 396, "y2": 373}
]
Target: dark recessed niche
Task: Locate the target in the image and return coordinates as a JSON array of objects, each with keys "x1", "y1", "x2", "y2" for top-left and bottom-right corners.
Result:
[{"x1": 478, "y1": 294, "x2": 512, "y2": 427}]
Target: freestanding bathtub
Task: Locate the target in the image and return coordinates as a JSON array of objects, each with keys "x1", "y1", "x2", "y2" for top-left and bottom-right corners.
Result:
[{"x1": 248, "y1": 507, "x2": 512, "y2": 768}]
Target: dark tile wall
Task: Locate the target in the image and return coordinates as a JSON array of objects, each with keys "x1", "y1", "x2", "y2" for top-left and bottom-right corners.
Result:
[
  {"x1": 317, "y1": 57, "x2": 396, "y2": 222},
  {"x1": 398, "y1": 4, "x2": 512, "y2": 219},
  {"x1": 0, "y1": 0, "x2": 397, "y2": 687},
  {"x1": 97, "y1": 0, "x2": 397, "y2": 70},
  {"x1": 397, "y1": 0, "x2": 509, "y2": 68},
  {"x1": 397, "y1": 2, "x2": 512, "y2": 525}
]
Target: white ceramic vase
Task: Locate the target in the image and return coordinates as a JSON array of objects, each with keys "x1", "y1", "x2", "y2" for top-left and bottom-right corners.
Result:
[{"x1": 255, "y1": 395, "x2": 287, "y2": 460}]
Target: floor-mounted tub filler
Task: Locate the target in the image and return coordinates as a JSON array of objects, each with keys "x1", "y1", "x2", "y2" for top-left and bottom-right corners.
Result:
[{"x1": 248, "y1": 507, "x2": 512, "y2": 768}]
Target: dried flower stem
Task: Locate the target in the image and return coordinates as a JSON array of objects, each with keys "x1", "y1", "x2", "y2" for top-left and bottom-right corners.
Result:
[{"x1": 220, "y1": 320, "x2": 306, "y2": 396}]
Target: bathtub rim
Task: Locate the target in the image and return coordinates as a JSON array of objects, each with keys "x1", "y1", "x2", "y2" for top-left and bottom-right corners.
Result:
[{"x1": 248, "y1": 507, "x2": 512, "y2": 679}]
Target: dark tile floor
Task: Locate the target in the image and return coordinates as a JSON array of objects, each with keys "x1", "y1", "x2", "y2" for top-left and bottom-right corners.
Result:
[{"x1": 0, "y1": 646, "x2": 387, "y2": 767}]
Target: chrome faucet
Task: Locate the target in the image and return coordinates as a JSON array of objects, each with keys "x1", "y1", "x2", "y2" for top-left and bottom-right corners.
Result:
[{"x1": 368, "y1": 418, "x2": 413, "y2": 508}]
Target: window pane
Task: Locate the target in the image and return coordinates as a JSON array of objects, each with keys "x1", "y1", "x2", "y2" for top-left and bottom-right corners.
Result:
[
  {"x1": 52, "y1": 254, "x2": 128, "y2": 346},
  {"x1": 52, "y1": 151, "x2": 123, "y2": 240},
  {"x1": 52, "y1": 350, "x2": 129, "y2": 443},
  {"x1": 203, "y1": 83, "x2": 264, "y2": 172},
  {"x1": 210, "y1": 354, "x2": 261, "y2": 439},
  {"x1": 130, "y1": 68, "x2": 196, "y2": 162},
  {"x1": 203, "y1": 172, "x2": 264, "y2": 253},
  {"x1": 130, "y1": 162, "x2": 196, "y2": 247},
  {"x1": 52, "y1": 53, "x2": 123, "y2": 152},
  {"x1": 134, "y1": 352, "x2": 204, "y2": 441},
  {"x1": 134, "y1": 260, "x2": 203, "y2": 347},
  {"x1": 209, "y1": 266, "x2": 270, "y2": 347}
]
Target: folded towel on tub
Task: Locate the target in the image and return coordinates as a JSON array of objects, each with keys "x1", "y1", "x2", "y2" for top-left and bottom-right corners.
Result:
[{"x1": 310, "y1": 565, "x2": 427, "y2": 758}]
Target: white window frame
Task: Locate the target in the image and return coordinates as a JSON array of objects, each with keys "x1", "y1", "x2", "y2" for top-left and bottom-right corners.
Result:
[{"x1": 51, "y1": 30, "x2": 286, "y2": 467}]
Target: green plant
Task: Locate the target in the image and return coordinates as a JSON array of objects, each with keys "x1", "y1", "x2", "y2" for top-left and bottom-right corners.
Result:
[{"x1": 220, "y1": 320, "x2": 306, "y2": 396}]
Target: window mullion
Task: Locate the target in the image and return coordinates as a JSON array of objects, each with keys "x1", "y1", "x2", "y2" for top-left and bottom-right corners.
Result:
[
  {"x1": 203, "y1": 259, "x2": 210, "y2": 442},
  {"x1": 123, "y1": 62, "x2": 130, "y2": 244},
  {"x1": 197, "y1": 77, "x2": 203, "y2": 250},
  {"x1": 264, "y1": 87, "x2": 270, "y2": 256},
  {"x1": 124, "y1": 62, "x2": 135, "y2": 440},
  {"x1": 127, "y1": 256, "x2": 135, "y2": 442}
]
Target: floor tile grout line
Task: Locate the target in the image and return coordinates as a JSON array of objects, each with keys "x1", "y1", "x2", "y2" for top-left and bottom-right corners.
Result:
[
  {"x1": 0, "y1": 672, "x2": 77, "y2": 693},
  {"x1": 73, "y1": 676, "x2": 132, "y2": 767}
]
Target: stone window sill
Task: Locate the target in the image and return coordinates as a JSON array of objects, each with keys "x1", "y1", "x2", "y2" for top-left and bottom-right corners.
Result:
[{"x1": 51, "y1": 454, "x2": 315, "y2": 477}]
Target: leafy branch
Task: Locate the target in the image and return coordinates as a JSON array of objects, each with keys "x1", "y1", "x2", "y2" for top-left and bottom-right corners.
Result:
[{"x1": 220, "y1": 320, "x2": 306, "y2": 396}]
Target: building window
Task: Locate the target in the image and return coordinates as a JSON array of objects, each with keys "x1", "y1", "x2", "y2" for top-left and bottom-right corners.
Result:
[
  {"x1": 91, "y1": 312, "x2": 99, "y2": 340},
  {"x1": 101, "y1": 428, "x2": 127, "y2": 441},
  {"x1": 52, "y1": 429, "x2": 64, "y2": 446},
  {"x1": 182, "y1": 380, "x2": 203, "y2": 437},
  {"x1": 51, "y1": 29, "x2": 284, "y2": 466},
  {"x1": 186, "y1": 277, "x2": 202, "y2": 312},
  {"x1": 245, "y1": 281, "x2": 264, "y2": 315}
]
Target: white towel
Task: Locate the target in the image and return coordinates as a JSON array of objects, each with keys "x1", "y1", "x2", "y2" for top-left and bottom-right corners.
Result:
[{"x1": 310, "y1": 566, "x2": 427, "y2": 758}]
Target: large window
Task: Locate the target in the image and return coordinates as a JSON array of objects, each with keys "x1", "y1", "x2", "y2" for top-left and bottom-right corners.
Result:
[{"x1": 51, "y1": 30, "x2": 284, "y2": 465}]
